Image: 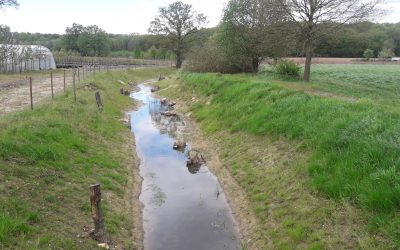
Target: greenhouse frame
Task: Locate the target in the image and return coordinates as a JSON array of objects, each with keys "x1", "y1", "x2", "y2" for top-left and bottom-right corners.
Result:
[{"x1": 0, "y1": 45, "x2": 56, "y2": 73}]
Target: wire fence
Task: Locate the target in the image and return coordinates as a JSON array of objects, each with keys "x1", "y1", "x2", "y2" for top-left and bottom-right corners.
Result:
[{"x1": 0, "y1": 64, "x2": 161, "y2": 116}]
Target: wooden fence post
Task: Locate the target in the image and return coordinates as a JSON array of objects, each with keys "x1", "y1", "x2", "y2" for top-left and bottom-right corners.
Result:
[
  {"x1": 29, "y1": 77, "x2": 33, "y2": 110},
  {"x1": 63, "y1": 69, "x2": 66, "y2": 92},
  {"x1": 95, "y1": 91, "x2": 103, "y2": 112},
  {"x1": 51, "y1": 71, "x2": 54, "y2": 99},
  {"x1": 90, "y1": 184, "x2": 106, "y2": 242},
  {"x1": 73, "y1": 69, "x2": 77, "y2": 103}
]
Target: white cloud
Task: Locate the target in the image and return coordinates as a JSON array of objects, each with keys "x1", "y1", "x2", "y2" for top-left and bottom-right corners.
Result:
[
  {"x1": 0, "y1": 0, "x2": 227, "y2": 34},
  {"x1": 0, "y1": 0, "x2": 398, "y2": 34}
]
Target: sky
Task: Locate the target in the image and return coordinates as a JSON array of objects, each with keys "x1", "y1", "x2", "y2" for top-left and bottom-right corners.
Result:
[{"x1": 0, "y1": 0, "x2": 399, "y2": 35}]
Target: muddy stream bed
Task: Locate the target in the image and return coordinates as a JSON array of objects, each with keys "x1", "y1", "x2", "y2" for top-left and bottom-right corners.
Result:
[{"x1": 129, "y1": 83, "x2": 241, "y2": 250}]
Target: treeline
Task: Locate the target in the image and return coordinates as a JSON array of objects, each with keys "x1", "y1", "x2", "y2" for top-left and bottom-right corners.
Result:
[
  {"x1": 316, "y1": 22, "x2": 400, "y2": 58},
  {"x1": 7, "y1": 23, "x2": 213, "y2": 60},
  {"x1": 7, "y1": 22, "x2": 400, "y2": 59}
]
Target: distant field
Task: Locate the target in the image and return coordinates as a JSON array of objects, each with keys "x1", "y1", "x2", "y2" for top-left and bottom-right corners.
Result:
[
  {"x1": 284, "y1": 57, "x2": 400, "y2": 65},
  {"x1": 262, "y1": 64, "x2": 400, "y2": 111}
]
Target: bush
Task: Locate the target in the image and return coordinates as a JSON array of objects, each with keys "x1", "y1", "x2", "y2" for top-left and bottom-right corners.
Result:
[
  {"x1": 185, "y1": 35, "x2": 237, "y2": 73},
  {"x1": 363, "y1": 49, "x2": 374, "y2": 60},
  {"x1": 274, "y1": 59, "x2": 301, "y2": 78}
]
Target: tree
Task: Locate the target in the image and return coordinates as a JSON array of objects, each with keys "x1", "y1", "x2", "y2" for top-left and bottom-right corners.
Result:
[
  {"x1": 220, "y1": 0, "x2": 293, "y2": 73},
  {"x1": 149, "y1": 1, "x2": 207, "y2": 68},
  {"x1": 65, "y1": 24, "x2": 110, "y2": 56},
  {"x1": 77, "y1": 25, "x2": 110, "y2": 56},
  {"x1": 363, "y1": 49, "x2": 374, "y2": 60},
  {"x1": 277, "y1": 0, "x2": 383, "y2": 82},
  {"x1": 378, "y1": 39, "x2": 395, "y2": 58},
  {"x1": 0, "y1": 0, "x2": 18, "y2": 8},
  {"x1": 65, "y1": 23, "x2": 84, "y2": 52}
]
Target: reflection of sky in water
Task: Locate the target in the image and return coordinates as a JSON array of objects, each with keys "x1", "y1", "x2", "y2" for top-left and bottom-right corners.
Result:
[{"x1": 130, "y1": 84, "x2": 240, "y2": 250}]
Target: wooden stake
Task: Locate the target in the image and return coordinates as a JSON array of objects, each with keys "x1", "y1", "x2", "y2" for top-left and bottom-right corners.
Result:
[
  {"x1": 95, "y1": 91, "x2": 103, "y2": 112},
  {"x1": 63, "y1": 69, "x2": 66, "y2": 92},
  {"x1": 73, "y1": 69, "x2": 77, "y2": 103},
  {"x1": 50, "y1": 71, "x2": 54, "y2": 99},
  {"x1": 29, "y1": 77, "x2": 33, "y2": 110},
  {"x1": 90, "y1": 184, "x2": 106, "y2": 242}
]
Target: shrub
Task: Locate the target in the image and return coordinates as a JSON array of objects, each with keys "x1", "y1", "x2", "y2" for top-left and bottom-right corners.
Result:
[
  {"x1": 274, "y1": 59, "x2": 301, "y2": 78},
  {"x1": 185, "y1": 35, "x2": 238, "y2": 73},
  {"x1": 363, "y1": 49, "x2": 374, "y2": 60}
]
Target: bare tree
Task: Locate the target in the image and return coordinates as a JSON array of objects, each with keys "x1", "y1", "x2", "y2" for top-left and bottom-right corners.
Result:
[
  {"x1": 277, "y1": 0, "x2": 384, "y2": 81},
  {"x1": 149, "y1": 1, "x2": 207, "y2": 68},
  {"x1": 0, "y1": 0, "x2": 18, "y2": 8},
  {"x1": 0, "y1": 25, "x2": 17, "y2": 72}
]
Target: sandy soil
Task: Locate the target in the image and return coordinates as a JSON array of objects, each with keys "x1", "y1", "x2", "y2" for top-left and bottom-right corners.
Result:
[{"x1": 0, "y1": 73, "x2": 73, "y2": 116}]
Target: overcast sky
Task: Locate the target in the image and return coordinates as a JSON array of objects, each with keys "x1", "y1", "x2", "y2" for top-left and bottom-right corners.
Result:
[{"x1": 0, "y1": 0, "x2": 399, "y2": 35}]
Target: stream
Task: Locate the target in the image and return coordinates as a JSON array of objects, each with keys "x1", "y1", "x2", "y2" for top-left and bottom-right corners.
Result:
[{"x1": 129, "y1": 83, "x2": 241, "y2": 250}]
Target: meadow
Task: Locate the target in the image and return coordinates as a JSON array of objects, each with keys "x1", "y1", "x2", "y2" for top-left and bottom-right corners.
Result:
[{"x1": 158, "y1": 63, "x2": 400, "y2": 249}]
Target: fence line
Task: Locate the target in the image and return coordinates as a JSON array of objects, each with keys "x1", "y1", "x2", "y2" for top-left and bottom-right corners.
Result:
[{"x1": 1, "y1": 63, "x2": 162, "y2": 115}]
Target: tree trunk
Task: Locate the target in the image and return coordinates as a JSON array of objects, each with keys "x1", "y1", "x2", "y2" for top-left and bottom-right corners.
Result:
[
  {"x1": 252, "y1": 57, "x2": 260, "y2": 73},
  {"x1": 175, "y1": 51, "x2": 182, "y2": 69},
  {"x1": 303, "y1": 40, "x2": 313, "y2": 82}
]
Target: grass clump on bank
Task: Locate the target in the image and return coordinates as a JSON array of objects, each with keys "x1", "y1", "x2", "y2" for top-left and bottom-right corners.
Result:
[
  {"x1": 166, "y1": 72, "x2": 400, "y2": 247},
  {"x1": 0, "y1": 67, "x2": 173, "y2": 249}
]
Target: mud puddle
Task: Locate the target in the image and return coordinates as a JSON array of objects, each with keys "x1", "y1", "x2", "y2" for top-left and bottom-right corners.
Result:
[{"x1": 129, "y1": 83, "x2": 240, "y2": 250}]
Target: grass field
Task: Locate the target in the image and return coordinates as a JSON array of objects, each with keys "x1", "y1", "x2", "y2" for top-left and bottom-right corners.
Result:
[
  {"x1": 262, "y1": 64, "x2": 400, "y2": 111},
  {"x1": 158, "y1": 64, "x2": 400, "y2": 249},
  {"x1": 0, "y1": 67, "x2": 172, "y2": 249}
]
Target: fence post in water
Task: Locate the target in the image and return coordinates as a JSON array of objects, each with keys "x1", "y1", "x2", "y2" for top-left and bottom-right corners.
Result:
[
  {"x1": 63, "y1": 69, "x2": 66, "y2": 92},
  {"x1": 50, "y1": 71, "x2": 54, "y2": 100},
  {"x1": 90, "y1": 184, "x2": 106, "y2": 242},
  {"x1": 29, "y1": 77, "x2": 33, "y2": 110},
  {"x1": 73, "y1": 69, "x2": 77, "y2": 103},
  {"x1": 78, "y1": 68, "x2": 80, "y2": 84}
]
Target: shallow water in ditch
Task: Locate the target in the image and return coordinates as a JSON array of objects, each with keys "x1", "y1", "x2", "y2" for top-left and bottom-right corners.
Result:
[{"x1": 129, "y1": 83, "x2": 240, "y2": 250}]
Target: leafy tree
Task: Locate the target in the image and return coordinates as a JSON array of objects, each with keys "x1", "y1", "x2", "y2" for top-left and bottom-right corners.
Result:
[
  {"x1": 149, "y1": 1, "x2": 207, "y2": 68},
  {"x1": 277, "y1": 0, "x2": 383, "y2": 81},
  {"x1": 378, "y1": 39, "x2": 395, "y2": 58},
  {"x1": 65, "y1": 24, "x2": 110, "y2": 56},
  {"x1": 363, "y1": 49, "x2": 374, "y2": 60},
  {"x1": 65, "y1": 23, "x2": 84, "y2": 52},
  {"x1": 220, "y1": 0, "x2": 294, "y2": 73},
  {"x1": 134, "y1": 48, "x2": 142, "y2": 58},
  {"x1": 77, "y1": 25, "x2": 110, "y2": 56}
]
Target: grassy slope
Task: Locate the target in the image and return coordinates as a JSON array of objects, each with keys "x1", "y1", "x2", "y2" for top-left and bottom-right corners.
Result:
[
  {"x1": 0, "y1": 67, "x2": 173, "y2": 249},
  {"x1": 158, "y1": 66, "x2": 400, "y2": 249}
]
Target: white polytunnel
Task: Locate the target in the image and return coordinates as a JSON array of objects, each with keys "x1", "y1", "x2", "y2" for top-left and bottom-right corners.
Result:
[{"x1": 0, "y1": 45, "x2": 56, "y2": 72}]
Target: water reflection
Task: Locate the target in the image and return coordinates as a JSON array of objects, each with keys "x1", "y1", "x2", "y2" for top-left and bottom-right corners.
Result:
[
  {"x1": 149, "y1": 99, "x2": 185, "y2": 139},
  {"x1": 130, "y1": 84, "x2": 240, "y2": 250}
]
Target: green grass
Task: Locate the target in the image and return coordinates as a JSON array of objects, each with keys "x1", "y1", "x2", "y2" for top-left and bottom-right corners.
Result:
[
  {"x1": 159, "y1": 67, "x2": 400, "y2": 248},
  {"x1": 0, "y1": 67, "x2": 173, "y2": 249},
  {"x1": 262, "y1": 64, "x2": 400, "y2": 110}
]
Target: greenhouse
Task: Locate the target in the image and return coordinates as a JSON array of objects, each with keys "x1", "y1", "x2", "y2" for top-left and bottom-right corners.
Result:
[{"x1": 0, "y1": 45, "x2": 56, "y2": 73}]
